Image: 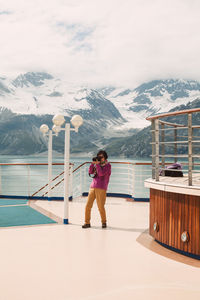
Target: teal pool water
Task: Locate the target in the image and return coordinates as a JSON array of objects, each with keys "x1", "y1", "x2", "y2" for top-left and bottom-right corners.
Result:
[
  {"x1": 0, "y1": 199, "x2": 28, "y2": 206},
  {"x1": 0, "y1": 205, "x2": 57, "y2": 227}
]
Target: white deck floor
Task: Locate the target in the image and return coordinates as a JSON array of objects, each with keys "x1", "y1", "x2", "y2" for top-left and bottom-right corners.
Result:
[{"x1": 0, "y1": 197, "x2": 200, "y2": 300}]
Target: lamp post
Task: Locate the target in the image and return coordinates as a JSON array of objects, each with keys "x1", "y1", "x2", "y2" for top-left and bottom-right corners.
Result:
[
  {"x1": 41, "y1": 114, "x2": 83, "y2": 224},
  {"x1": 40, "y1": 124, "x2": 54, "y2": 200}
]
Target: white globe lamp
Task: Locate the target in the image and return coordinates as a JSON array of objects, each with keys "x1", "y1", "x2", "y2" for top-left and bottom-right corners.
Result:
[
  {"x1": 71, "y1": 115, "x2": 83, "y2": 132},
  {"x1": 52, "y1": 114, "x2": 65, "y2": 126},
  {"x1": 52, "y1": 125, "x2": 61, "y2": 134},
  {"x1": 40, "y1": 124, "x2": 49, "y2": 134}
]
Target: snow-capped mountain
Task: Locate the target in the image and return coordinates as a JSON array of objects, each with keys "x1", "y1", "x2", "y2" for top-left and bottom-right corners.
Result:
[
  {"x1": 1, "y1": 73, "x2": 200, "y2": 129},
  {"x1": 0, "y1": 72, "x2": 200, "y2": 155},
  {"x1": 99, "y1": 79, "x2": 200, "y2": 130},
  {"x1": 0, "y1": 72, "x2": 122, "y2": 121},
  {"x1": 1, "y1": 73, "x2": 200, "y2": 131}
]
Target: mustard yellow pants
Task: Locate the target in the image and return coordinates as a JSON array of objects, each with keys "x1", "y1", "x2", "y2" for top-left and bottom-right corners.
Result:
[{"x1": 85, "y1": 188, "x2": 107, "y2": 224}]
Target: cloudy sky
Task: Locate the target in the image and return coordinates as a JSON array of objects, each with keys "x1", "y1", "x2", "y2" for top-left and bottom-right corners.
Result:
[{"x1": 0, "y1": 0, "x2": 200, "y2": 87}]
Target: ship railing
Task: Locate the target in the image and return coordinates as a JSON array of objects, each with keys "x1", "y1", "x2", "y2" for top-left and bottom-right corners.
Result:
[
  {"x1": 70, "y1": 162, "x2": 151, "y2": 201},
  {"x1": 0, "y1": 163, "x2": 73, "y2": 200},
  {"x1": 0, "y1": 162, "x2": 152, "y2": 201},
  {"x1": 146, "y1": 107, "x2": 200, "y2": 186}
]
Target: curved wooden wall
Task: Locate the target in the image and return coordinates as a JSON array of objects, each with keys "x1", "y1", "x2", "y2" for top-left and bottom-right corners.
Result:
[{"x1": 150, "y1": 188, "x2": 200, "y2": 256}]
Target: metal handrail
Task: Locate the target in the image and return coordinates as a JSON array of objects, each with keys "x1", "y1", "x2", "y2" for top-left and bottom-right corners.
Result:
[
  {"x1": 29, "y1": 163, "x2": 73, "y2": 197},
  {"x1": 0, "y1": 163, "x2": 66, "y2": 166},
  {"x1": 147, "y1": 108, "x2": 200, "y2": 186},
  {"x1": 159, "y1": 120, "x2": 186, "y2": 127},
  {"x1": 38, "y1": 161, "x2": 134, "y2": 197},
  {"x1": 1, "y1": 160, "x2": 200, "y2": 199},
  {"x1": 31, "y1": 161, "x2": 154, "y2": 199},
  {"x1": 146, "y1": 107, "x2": 200, "y2": 120}
]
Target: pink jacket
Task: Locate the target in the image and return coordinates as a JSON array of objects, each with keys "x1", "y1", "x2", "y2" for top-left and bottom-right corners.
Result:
[{"x1": 89, "y1": 162, "x2": 111, "y2": 191}]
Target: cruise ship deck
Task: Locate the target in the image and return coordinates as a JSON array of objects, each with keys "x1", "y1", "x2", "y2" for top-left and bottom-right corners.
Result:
[
  {"x1": 0, "y1": 197, "x2": 200, "y2": 300},
  {"x1": 1, "y1": 107, "x2": 200, "y2": 299}
]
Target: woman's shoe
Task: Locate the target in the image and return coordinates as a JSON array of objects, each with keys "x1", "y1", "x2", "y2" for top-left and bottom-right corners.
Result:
[
  {"x1": 102, "y1": 223, "x2": 107, "y2": 228},
  {"x1": 82, "y1": 224, "x2": 91, "y2": 228}
]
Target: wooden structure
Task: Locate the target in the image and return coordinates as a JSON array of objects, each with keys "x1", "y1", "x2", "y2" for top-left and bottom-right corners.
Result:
[
  {"x1": 149, "y1": 189, "x2": 200, "y2": 256},
  {"x1": 145, "y1": 108, "x2": 200, "y2": 259}
]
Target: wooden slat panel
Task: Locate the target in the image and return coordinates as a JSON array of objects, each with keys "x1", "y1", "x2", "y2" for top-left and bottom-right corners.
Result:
[
  {"x1": 187, "y1": 194, "x2": 192, "y2": 254},
  {"x1": 173, "y1": 193, "x2": 179, "y2": 249},
  {"x1": 161, "y1": 192, "x2": 165, "y2": 244},
  {"x1": 149, "y1": 188, "x2": 200, "y2": 256},
  {"x1": 177, "y1": 193, "x2": 182, "y2": 250},
  {"x1": 179, "y1": 193, "x2": 185, "y2": 252},
  {"x1": 163, "y1": 195, "x2": 168, "y2": 245},
  {"x1": 168, "y1": 192, "x2": 172, "y2": 246},
  {"x1": 195, "y1": 198, "x2": 200, "y2": 255},
  {"x1": 171, "y1": 192, "x2": 176, "y2": 248},
  {"x1": 165, "y1": 191, "x2": 170, "y2": 246},
  {"x1": 149, "y1": 189, "x2": 154, "y2": 237},
  {"x1": 183, "y1": 194, "x2": 189, "y2": 253},
  {"x1": 156, "y1": 189, "x2": 161, "y2": 241}
]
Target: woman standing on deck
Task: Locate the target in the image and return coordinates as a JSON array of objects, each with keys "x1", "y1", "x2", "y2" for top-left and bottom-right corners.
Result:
[{"x1": 82, "y1": 150, "x2": 111, "y2": 229}]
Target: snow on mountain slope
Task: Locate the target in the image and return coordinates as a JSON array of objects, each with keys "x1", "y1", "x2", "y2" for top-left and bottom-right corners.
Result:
[
  {"x1": 100, "y1": 79, "x2": 200, "y2": 129},
  {"x1": 101, "y1": 88, "x2": 146, "y2": 129},
  {"x1": 0, "y1": 73, "x2": 125, "y2": 146},
  {"x1": 0, "y1": 73, "x2": 92, "y2": 115},
  {"x1": 0, "y1": 74, "x2": 200, "y2": 132}
]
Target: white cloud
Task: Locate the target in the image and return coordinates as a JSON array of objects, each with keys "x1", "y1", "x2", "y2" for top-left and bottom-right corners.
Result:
[{"x1": 0, "y1": 0, "x2": 200, "y2": 87}]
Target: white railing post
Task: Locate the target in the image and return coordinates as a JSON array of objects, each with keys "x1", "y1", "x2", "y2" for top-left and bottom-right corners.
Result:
[
  {"x1": 48, "y1": 130, "x2": 53, "y2": 200},
  {"x1": 0, "y1": 165, "x2": 2, "y2": 195},
  {"x1": 132, "y1": 163, "x2": 135, "y2": 198},
  {"x1": 83, "y1": 164, "x2": 86, "y2": 195},
  {"x1": 161, "y1": 123, "x2": 165, "y2": 174},
  {"x1": 188, "y1": 113, "x2": 193, "y2": 186},
  {"x1": 27, "y1": 165, "x2": 31, "y2": 197},
  {"x1": 128, "y1": 163, "x2": 131, "y2": 196},
  {"x1": 80, "y1": 167, "x2": 82, "y2": 196},
  {"x1": 152, "y1": 120, "x2": 156, "y2": 179},
  {"x1": 155, "y1": 119, "x2": 160, "y2": 181}
]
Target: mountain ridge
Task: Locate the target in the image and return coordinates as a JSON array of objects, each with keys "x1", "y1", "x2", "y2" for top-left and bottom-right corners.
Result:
[{"x1": 0, "y1": 73, "x2": 200, "y2": 155}]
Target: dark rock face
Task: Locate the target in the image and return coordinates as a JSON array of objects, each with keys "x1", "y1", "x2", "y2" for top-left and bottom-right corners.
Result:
[
  {"x1": 134, "y1": 79, "x2": 200, "y2": 96},
  {"x1": 84, "y1": 89, "x2": 123, "y2": 120},
  {"x1": 133, "y1": 94, "x2": 151, "y2": 104},
  {"x1": 0, "y1": 81, "x2": 11, "y2": 94},
  {"x1": 129, "y1": 105, "x2": 149, "y2": 112},
  {"x1": 12, "y1": 72, "x2": 53, "y2": 88},
  {"x1": 47, "y1": 92, "x2": 63, "y2": 97},
  {"x1": 115, "y1": 89, "x2": 132, "y2": 97}
]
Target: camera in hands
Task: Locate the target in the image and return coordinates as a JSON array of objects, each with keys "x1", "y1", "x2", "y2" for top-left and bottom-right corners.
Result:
[{"x1": 92, "y1": 157, "x2": 101, "y2": 162}]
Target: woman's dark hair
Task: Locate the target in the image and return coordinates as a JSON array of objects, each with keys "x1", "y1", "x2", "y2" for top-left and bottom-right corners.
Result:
[{"x1": 97, "y1": 150, "x2": 108, "y2": 160}]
